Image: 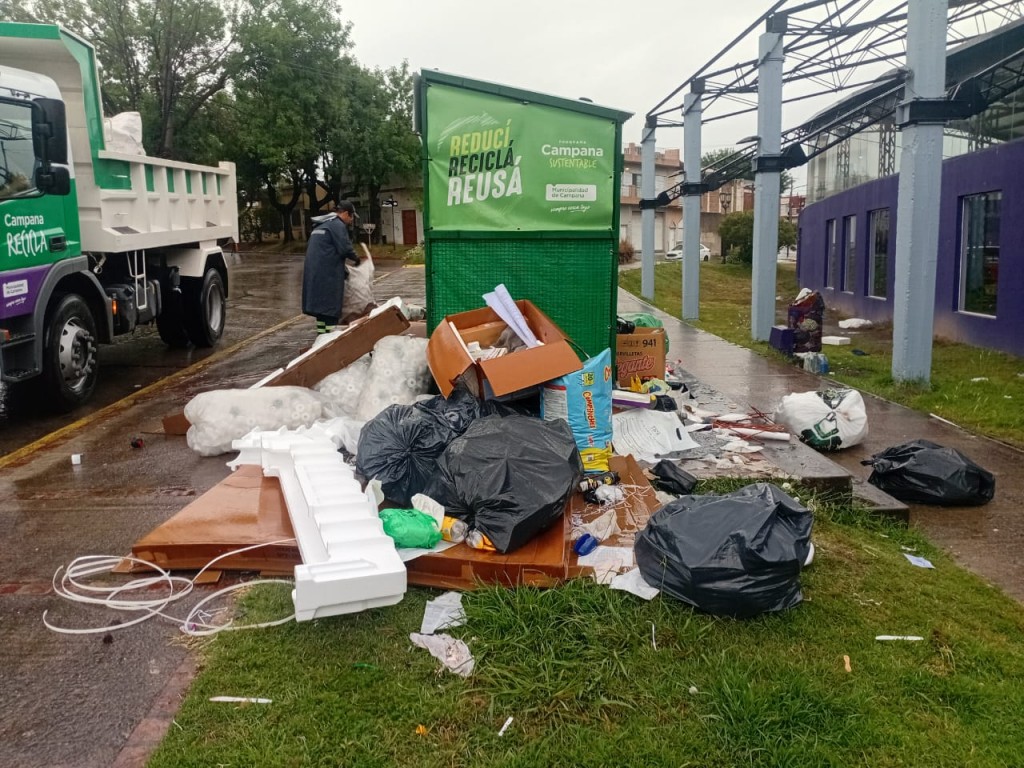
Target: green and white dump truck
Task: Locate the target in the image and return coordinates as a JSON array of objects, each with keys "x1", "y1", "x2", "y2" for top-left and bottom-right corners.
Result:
[{"x1": 0, "y1": 22, "x2": 238, "y2": 410}]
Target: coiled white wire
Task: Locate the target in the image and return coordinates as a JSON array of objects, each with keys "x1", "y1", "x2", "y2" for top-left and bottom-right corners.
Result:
[{"x1": 43, "y1": 539, "x2": 297, "y2": 637}]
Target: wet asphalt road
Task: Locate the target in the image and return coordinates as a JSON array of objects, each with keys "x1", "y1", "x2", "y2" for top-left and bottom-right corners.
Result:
[{"x1": 0, "y1": 252, "x2": 403, "y2": 768}]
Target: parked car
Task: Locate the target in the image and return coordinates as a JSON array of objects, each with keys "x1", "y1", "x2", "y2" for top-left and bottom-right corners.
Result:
[{"x1": 665, "y1": 243, "x2": 711, "y2": 261}]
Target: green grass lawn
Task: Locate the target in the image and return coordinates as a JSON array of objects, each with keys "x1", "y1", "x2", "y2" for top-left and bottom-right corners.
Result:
[
  {"x1": 619, "y1": 262, "x2": 1024, "y2": 448},
  {"x1": 150, "y1": 483, "x2": 1024, "y2": 768}
]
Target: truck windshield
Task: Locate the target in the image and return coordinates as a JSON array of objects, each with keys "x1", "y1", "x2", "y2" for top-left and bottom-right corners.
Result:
[{"x1": 0, "y1": 101, "x2": 37, "y2": 201}]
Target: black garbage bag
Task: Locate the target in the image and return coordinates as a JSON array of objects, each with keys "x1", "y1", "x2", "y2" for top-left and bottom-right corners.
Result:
[
  {"x1": 435, "y1": 415, "x2": 583, "y2": 553},
  {"x1": 650, "y1": 460, "x2": 697, "y2": 496},
  {"x1": 862, "y1": 439, "x2": 995, "y2": 506},
  {"x1": 635, "y1": 483, "x2": 813, "y2": 618},
  {"x1": 356, "y1": 389, "x2": 512, "y2": 506}
]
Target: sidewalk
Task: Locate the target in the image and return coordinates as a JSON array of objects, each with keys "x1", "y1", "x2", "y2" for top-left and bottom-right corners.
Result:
[{"x1": 617, "y1": 289, "x2": 1024, "y2": 603}]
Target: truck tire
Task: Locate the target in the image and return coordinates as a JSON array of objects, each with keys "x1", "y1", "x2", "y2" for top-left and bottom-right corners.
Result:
[
  {"x1": 183, "y1": 267, "x2": 226, "y2": 348},
  {"x1": 156, "y1": 288, "x2": 191, "y2": 348},
  {"x1": 43, "y1": 294, "x2": 99, "y2": 412}
]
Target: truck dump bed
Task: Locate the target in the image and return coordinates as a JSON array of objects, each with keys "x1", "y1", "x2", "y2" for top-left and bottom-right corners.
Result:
[{"x1": 0, "y1": 22, "x2": 237, "y2": 253}]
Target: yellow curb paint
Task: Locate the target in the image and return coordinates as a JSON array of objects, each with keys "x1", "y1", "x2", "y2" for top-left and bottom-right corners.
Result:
[{"x1": 0, "y1": 315, "x2": 305, "y2": 470}]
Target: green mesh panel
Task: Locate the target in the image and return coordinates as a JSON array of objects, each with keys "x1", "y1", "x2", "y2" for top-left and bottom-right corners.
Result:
[{"x1": 426, "y1": 238, "x2": 616, "y2": 360}]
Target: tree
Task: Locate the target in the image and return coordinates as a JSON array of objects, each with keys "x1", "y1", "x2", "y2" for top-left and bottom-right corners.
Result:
[
  {"x1": 719, "y1": 211, "x2": 796, "y2": 265},
  {"x1": 702, "y1": 146, "x2": 793, "y2": 192}
]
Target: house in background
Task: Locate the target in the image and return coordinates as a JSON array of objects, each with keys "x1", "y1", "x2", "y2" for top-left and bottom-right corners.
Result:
[{"x1": 619, "y1": 143, "x2": 753, "y2": 258}]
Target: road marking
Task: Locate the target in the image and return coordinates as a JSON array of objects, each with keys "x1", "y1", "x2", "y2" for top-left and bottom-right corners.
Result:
[{"x1": 0, "y1": 315, "x2": 305, "y2": 470}]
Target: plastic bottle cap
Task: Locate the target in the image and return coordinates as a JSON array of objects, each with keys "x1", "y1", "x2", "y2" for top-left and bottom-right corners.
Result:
[{"x1": 574, "y1": 533, "x2": 598, "y2": 556}]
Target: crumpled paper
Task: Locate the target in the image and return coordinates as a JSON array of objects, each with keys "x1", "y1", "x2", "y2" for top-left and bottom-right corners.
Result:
[{"x1": 409, "y1": 632, "x2": 475, "y2": 677}]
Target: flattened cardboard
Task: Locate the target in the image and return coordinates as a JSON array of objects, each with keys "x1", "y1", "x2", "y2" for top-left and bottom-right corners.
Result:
[
  {"x1": 615, "y1": 327, "x2": 667, "y2": 385},
  {"x1": 427, "y1": 300, "x2": 581, "y2": 398},
  {"x1": 161, "y1": 306, "x2": 409, "y2": 434}
]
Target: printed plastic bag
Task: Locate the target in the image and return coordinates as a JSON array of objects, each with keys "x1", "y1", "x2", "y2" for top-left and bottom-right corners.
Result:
[
  {"x1": 541, "y1": 349, "x2": 613, "y2": 473},
  {"x1": 862, "y1": 439, "x2": 995, "y2": 506},
  {"x1": 635, "y1": 483, "x2": 813, "y2": 618},
  {"x1": 184, "y1": 387, "x2": 326, "y2": 457},
  {"x1": 315, "y1": 354, "x2": 371, "y2": 419},
  {"x1": 355, "y1": 335, "x2": 432, "y2": 422},
  {"x1": 435, "y1": 415, "x2": 583, "y2": 553},
  {"x1": 774, "y1": 388, "x2": 868, "y2": 451}
]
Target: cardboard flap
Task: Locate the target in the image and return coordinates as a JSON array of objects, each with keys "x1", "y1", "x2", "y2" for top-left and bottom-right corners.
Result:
[
  {"x1": 478, "y1": 342, "x2": 581, "y2": 396},
  {"x1": 426, "y1": 319, "x2": 476, "y2": 397}
]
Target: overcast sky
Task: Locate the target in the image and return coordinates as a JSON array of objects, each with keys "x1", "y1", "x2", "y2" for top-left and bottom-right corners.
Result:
[{"x1": 342, "y1": 1, "x2": 809, "y2": 157}]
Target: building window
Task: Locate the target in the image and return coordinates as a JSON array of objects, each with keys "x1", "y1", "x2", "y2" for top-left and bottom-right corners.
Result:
[
  {"x1": 959, "y1": 191, "x2": 1001, "y2": 316},
  {"x1": 867, "y1": 209, "x2": 890, "y2": 298},
  {"x1": 842, "y1": 215, "x2": 857, "y2": 292},
  {"x1": 825, "y1": 219, "x2": 838, "y2": 289}
]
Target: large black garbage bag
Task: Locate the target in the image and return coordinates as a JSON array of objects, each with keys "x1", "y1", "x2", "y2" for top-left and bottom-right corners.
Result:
[
  {"x1": 862, "y1": 439, "x2": 995, "y2": 506},
  {"x1": 650, "y1": 460, "x2": 697, "y2": 496},
  {"x1": 635, "y1": 483, "x2": 813, "y2": 618},
  {"x1": 435, "y1": 415, "x2": 583, "y2": 553},
  {"x1": 356, "y1": 389, "x2": 512, "y2": 507}
]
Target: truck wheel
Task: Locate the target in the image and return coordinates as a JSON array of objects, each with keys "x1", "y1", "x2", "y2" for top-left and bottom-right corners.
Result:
[
  {"x1": 183, "y1": 267, "x2": 226, "y2": 348},
  {"x1": 156, "y1": 289, "x2": 191, "y2": 348},
  {"x1": 43, "y1": 294, "x2": 99, "y2": 411}
]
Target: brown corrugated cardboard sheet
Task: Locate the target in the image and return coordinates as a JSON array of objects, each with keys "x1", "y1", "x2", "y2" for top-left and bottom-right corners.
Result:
[
  {"x1": 128, "y1": 456, "x2": 660, "y2": 589},
  {"x1": 615, "y1": 327, "x2": 667, "y2": 386}
]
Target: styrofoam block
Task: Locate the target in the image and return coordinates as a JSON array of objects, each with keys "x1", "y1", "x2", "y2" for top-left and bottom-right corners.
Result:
[{"x1": 822, "y1": 335, "x2": 851, "y2": 345}]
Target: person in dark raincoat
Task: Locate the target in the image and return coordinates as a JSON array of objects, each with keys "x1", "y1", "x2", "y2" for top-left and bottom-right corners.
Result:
[{"x1": 302, "y1": 200, "x2": 362, "y2": 334}]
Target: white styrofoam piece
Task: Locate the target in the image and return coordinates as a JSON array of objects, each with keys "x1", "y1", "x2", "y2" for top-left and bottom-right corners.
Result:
[
  {"x1": 822, "y1": 335, "x2": 851, "y2": 345},
  {"x1": 256, "y1": 430, "x2": 405, "y2": 622}
]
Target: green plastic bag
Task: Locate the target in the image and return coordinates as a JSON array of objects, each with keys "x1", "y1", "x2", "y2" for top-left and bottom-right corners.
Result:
[
  {"x1": 620, "y1": 313, "x2": 670, "y2": 353},
  {"x1": 379, "y1": 508, "x2": 442, "y2": 549}
]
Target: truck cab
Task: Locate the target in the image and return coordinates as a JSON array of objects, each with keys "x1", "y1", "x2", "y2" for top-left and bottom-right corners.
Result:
[{"x1": 0, "y1": 22, "x2": 238, "y2": 411}]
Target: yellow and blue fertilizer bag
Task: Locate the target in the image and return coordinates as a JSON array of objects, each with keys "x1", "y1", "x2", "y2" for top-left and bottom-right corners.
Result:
[{"x1": 541, "y1": 348, "x2": 613, "y2": 473}]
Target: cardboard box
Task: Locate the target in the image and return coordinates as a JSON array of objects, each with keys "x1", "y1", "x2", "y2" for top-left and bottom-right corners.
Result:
[
  {"x1": 427, "y1": 300, "x2": 582, "y2": 399},
  {"x1": 615, "y1": 327, "x2": 667, "y2": 385}
]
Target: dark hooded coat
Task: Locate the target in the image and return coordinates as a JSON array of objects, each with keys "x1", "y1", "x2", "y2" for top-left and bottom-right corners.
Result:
[{"x1": 302, "y1": 215, "x2": 359, "y2": 318}]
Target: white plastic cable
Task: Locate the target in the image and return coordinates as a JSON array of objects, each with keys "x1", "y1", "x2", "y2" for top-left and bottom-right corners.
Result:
[{"x1": 43, "y1": 540, "x2": 297, "y2": 637}]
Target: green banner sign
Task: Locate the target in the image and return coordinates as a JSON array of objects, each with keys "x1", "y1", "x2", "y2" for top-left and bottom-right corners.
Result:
[{"x1": 425, "y1": 84, "x2": 617, "y2": 232}]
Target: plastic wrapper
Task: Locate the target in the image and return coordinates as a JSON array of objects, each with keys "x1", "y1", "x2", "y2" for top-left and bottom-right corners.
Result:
[
  {"x1": 341, "y1": 250, "x2": 375, "y2": 324},
  {"x1": 541, "y1": 349, "x2": 613, "y2": 473},
  {"x1": 862, "y1": 439, "x2": 995, "y2": 506},
  {"x1": 650, "y1": 460, "x2": 697, "y2": 496},
  {"x1": 184, "y1": 387, "x2": 326, "y2": 457},
  {"x1": 635, "y1": 483, "x2": 813, "y2": 618},
  {"x1": 774, "y1": 388, "x2": 867, "y2": 451},
  {"x1": 356, "y1": 390, "x2": 511, "y2": 506},
  {"x1": 315, "y1": 354, "x2": 371, "y2": 419},
  {"x1": 354, "y1": 336, "x2": 432, "y2": 422},
  {"x1": 434, "y1": 415, "x2": 583, "y2": 554}
]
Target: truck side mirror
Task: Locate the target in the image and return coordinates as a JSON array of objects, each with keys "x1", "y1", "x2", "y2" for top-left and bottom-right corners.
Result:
[
  {"x1": 37, "y1": 166, "x2": 71, "y2": 196},
  {"x1": 32, "y1": 98, "x2": 69, "y2": 166}
]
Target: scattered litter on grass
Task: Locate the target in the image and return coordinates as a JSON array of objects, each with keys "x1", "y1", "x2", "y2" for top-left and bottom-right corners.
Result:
[
  {"x1": 415, "y1": 724, "x2": 428, "y2": 736},
  {"x1": 688, "y1": 686, "x2": 699, "y2": 695},
  {"x1": 420, "y1": 591, "x2": 467, "y2": 635},
  {"x1": 409, "y1": 632, "x2": 475, "y2": 677},
  {"x1": 498, "y1": 716, "x2": 514, "y2": 737},
  {"x1": 904, "y1": 554, "x2": 935, "y2": 569},
  {"x1": 839, "y1": 318, "x2": 873, "y2": 329},
  {"x1": 581, "y1": 507, "x2": 620, "y2": 541},
  {"x1": 609, "y1": 567, "x2": 660, "y2": 600},
  {"x1": 876, "y1": 635, "x2": 924, "y2": 641},
  {"x1": 577, "y1": 546, "x2": 635, "y2": 584},
  {"x1": 209, "y1": 696, "x2": 272, "y2": 704},
  {"x1": 843, "y1": 655, "x2": 852, "y2": 673},
  {"x1": 650, "y1": 622, "x2": 658, "y2": 651},
  {"x1": 971, "y1": 377, "x2": 989, "y2": 383}
]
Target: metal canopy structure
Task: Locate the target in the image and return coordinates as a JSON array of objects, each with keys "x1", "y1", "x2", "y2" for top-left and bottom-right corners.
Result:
[{"x1": 637, "y1": 0, "x2": 1023, "y2": 384}]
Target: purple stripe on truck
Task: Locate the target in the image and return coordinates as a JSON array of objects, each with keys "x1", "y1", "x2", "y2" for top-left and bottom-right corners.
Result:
[{"x1": 1, "y1": 264, "x2": 50, "y2": 320}]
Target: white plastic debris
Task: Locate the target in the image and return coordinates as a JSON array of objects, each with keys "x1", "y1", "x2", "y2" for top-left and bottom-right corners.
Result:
[
  {"x1": 839, "y1": 318, "x2": 873, "y2": 329},
  {"x1": 70, "y1": 454, "x2": 82, "y2": 466},
  {"x1": 420, "y1": 591, "x2": 467, "y2": 635},
  {"x1": 354, "y1": 336, "x2": 432, "y2": 421},
  {"x1": 578, "y1": 546, "x2": 634, "y2": 585},
  {"x1": 875, "y1": 635, "x2": 924, "y2": 641},
  {"x1": 498, "y1": 716, "x2": 514, "y2": 737},
  {"x1": 209, "y1": 696, "x2": 272, "y2": 704},
  {"x1": 822, "y1": 335, "x2": 851, "y2": 346},
  {"x1": 903, "y1": 554, "x2": 935, "y2": 569},
  {"x1": 315, "y1": 355, "x2": 372, "y2": 419},
  {"x1": 609, "y1": 567, "x2": 660, "y2": 600},
  {"x1": 409, "y1": 632, "x2": 475, "y2": 677},
  {"x1": 582, "y1": 508, "x2": 620, "y2": 541}
]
